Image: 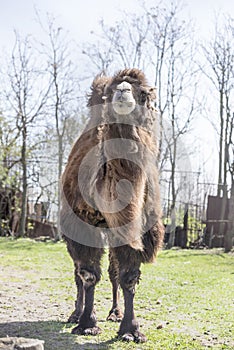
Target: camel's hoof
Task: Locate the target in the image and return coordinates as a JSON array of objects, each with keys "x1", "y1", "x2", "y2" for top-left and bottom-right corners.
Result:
[
  {"x1": 133, "y1": 331, "x2": 147, "y2": 343},
  {"x1": 71, "y1": 325, "x2": 101, "y2": 336},
  {"x1": 107, "y1": 308, "x2": 123, "y2": 322},
  {"x1": 121, "y1": 333, "x2": 135, "y2": 342},
  {"x1": 67, "y1": 312, "x2": 80, "y2": 324},
  {"x1": 119, "y1": 331, "x2": 147, "y2": 343}
]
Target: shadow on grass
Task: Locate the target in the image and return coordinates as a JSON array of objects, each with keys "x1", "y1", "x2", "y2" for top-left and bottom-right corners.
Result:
[{"x1": 0, "y1": 321, "x2": 119, "y2": 350}]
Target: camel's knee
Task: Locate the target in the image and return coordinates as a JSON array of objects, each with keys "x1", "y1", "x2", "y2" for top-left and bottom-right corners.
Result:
[
  {"x1": 120, "y1": 269, "x2": 141, "y2": 291},
  {"x1": 79, "y1": 267, "x2": 100, "y2": 287}
]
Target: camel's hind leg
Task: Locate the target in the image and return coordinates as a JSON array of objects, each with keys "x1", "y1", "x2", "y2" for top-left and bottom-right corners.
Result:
[{"x1": 107, "y1": 249, "x2": 123, "y2": 322}]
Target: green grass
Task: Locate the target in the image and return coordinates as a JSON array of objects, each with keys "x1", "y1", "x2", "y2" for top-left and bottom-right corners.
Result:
[{"x1": 0, "y1": 238, "x2": 233, "y2": 349}]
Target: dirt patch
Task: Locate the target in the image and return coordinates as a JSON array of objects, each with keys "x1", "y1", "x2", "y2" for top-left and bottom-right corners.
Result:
[
  {"x1": 0, "y1": 268, "x2": 67, "y2": 323},
  {"x1": 0, "y1": 265, "x2": 78, "y2": 350}
]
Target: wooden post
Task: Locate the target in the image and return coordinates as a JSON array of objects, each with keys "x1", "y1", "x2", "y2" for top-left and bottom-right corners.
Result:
[
  {"x1": 224, "y1": 183, "x2": 234, "y2": 253},
  {"x1": 183, "y1": 203, "x2": 188, "y2": 247},
  {"x1": 168, "y1": 209, "x2": 176, "y2": 248}
]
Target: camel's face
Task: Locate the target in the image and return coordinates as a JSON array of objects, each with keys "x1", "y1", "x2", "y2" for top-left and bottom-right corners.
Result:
[{"x1": 112, "y1": 81, "x2": 136, "y2": 115}]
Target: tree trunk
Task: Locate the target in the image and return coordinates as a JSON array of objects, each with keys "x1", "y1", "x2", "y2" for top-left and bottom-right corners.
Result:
[
  {"x1": 54, "y1": 59, "x2": 63, "y2": 240},
  {"x1": 18, "y1": 125, "x2": 27, "y2": 237},
  {"x1": 55, "y1": 134, "x2": 63, "y2": 240},
  {"x1": 223, "y1": 94, "x2": 231, "y2": 197},
  {"x1": 168, "y1": 116, "x2": 177, "y2": 249},
  {"x1": 58, "y1": 134, "x2": 63, "y2": 211},
  {"x1": 217, "y1": 90, "x2": 224, "y2": 196}
]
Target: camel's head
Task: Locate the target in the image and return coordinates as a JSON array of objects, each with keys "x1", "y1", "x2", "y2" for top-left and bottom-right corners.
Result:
[
  {"x1": 103, "y1": 69, "x2": 156, "y2": 119},
  {"x1": 112, "y1": 81, "x2": 136, "y2": 115}
]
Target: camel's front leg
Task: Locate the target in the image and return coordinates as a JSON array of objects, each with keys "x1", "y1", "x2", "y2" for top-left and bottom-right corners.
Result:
[
  {"x1": 118, "y1": 267, "x2": 147, "y2": 343},
  {"x1": 71, "y1": 264, "x2": 102, "y2": 336},
  {"x1": 68, "y1": 265, "x2": 84, "y2": 323}
]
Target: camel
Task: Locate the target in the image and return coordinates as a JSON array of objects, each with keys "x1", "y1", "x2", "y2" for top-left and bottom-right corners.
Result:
[{"x1": 60, "y1": 68, "x2": 164, "y2": 342}]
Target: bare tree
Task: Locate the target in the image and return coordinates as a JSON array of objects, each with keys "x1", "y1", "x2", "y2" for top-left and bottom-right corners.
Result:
[
  {"x1": 36, "y1": 13, "x2": 82, "y2": 232},
  {"x1": 0, "y1": 112, "x2": 21, "y2": 235},
  {"x1": 146, "y1": 2, "x2": 198, "y2": 247},
  {"x1": 0, "y1": 112, "x2": 20, "y2": 185},
  {"x1": 2, "y1": 32, "x2": 50, "y2": 236},
  {"x1": 82, "y1": 13, "x2": 151, "y2": 74},
  {"x1": 199, "y1": 15, "x2": 234, "y2": 251},
  {"x1": 201, "y1": 14, "x2": 234, "y2": 197}
]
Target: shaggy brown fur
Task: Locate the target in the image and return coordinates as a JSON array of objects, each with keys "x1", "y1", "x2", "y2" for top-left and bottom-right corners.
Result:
[{"x1": 60, "y1": 68, "x2": 164, "y2": 342}]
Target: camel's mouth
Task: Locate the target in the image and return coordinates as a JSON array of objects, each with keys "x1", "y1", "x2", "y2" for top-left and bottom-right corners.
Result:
[
  {"x1": 115, "y1": 101, "x2": 134, "y2": 106},
  {"x1": 112, "y1": 101, "x2": 136, "y2": 115}
]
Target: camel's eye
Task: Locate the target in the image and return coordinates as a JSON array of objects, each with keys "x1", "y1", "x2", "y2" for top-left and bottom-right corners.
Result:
[{"x1": 140, "y1": 90, "x2": 148, "y2": 104}]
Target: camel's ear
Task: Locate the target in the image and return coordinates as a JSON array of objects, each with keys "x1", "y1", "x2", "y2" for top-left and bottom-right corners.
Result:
[
  {"x1": 103, "y1": 82, "x2": 113, "y2": 101},
  {"x1": 87, "y1": 75, "x2": 111, "y2": 106},
  {"x1": 148, "y1": 87, "x2": 157, "y2": 101}
]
